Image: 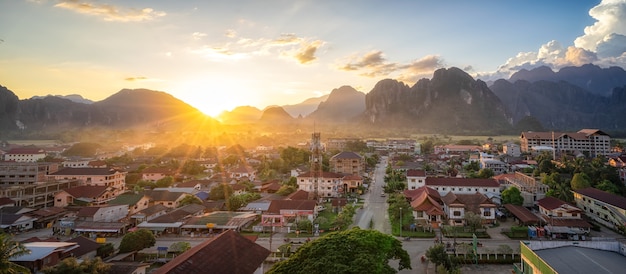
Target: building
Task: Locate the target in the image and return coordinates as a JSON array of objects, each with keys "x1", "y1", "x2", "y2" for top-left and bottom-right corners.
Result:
[
  {"x1": 501, "y1": 172, "x2": 548, "y2": 207},
  {"x1": 47, "y1": 167, "x2": 126, "y2": 198},
  {"x1": 503, "y1": 143, "x2": 521, "y2": 157},
  {"x1": 441, "y1": 192, "x2": 497, "y2": 226},
  {"x1": 517, "y1": 240, "x2": 626, "y2": 274},
  {"x1": 296, "y1": 171, "x2": 344, "y2": 198},
  {"x1": 572, "y1": 187, "x2": 626, "y2": 231},
  {"x1": 537, "y1": 196, "x2": 591, "y2": 237},
  {"x1": 608, "y1": 154, "x2": 626, "y2": 184},
  {"x1": 520, "y1": 129, "x2": 611, "y2": 158},
  {"x1": 0, "y1": 162, "x2": 61, "y2": 187},
  {"x1": 3, "y1": 147, "x2": 46, "y2": 162},
  {"x1": 141, "y1": 167, "x2": 173, "y2": 182},
  {"x1": 329, "y1": 151, "x2": 364, "y2": 176},
  {"x1": 406, "y1": 169, "x2": 426, "y2": 190},
  {"x1": 1, "y1": 180, "x2": 76, "y2": 208},
  {"x1": 422, "y1": 177, "x2": 501, "y2": 198},
  {"x1": 479, "y1": 153, "x2": 507, "y2": 174},
  {"x1": 326, "y1": 138, "x2": 360, "y2": 152},
  {"x1": 54, "y1": 185, "x2": 116, "y2": 207},
  {"x1": 153, "y1": 230, "x2": 270, "y2": 274}
]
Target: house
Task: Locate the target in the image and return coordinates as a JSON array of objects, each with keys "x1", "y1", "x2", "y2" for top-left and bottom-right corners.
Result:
[
  {"x1": 0, "y1": 213, "x2": 37, "y2": 232},
  {"x1": 4, "y1": 147, "x2": 46, "y2": 162},
  {"x1": 537, "y1": 196, "x2": 591, "y2": 236},
  {"x1": 109, "y1": 262, "x2": 151, "y2": 274},
  {"x1": 136, "y1": 205, "x2": 204, "y2": 235},
  {"x1": 27, "y1": 207, "x2": 67, "y2": 229},
  {"x1": 54, "y1": 185, "x2": 116, "y2": 207},
  {"x1": 76, "y1": 205, "x2": 129, "y2": 222},
  {"x1": 108, "y1": 192, "x2": 151, "y2": 216},
  {"x1": 572, "y1": 187, "x2": 626, "y2": 231},
  {"x1": 141, "y1": 167, "x2": 173, "y2": 182},
  {"x1": 229, "y1": 165, "x2": 257, "y2": 181},
  {"x1": 406, "y1": 170, "x2": 426, "y2": 190},
  {"x1": 47, "y1": 167, "x2": 126, "y2": 198},
  {"x1": 608, "y1": 154, "x2": 626, "y2": 184},
  {"x1": 261, "y1": 181, "x2": 282, "y2": 193},
  {"x1": 130, "y1": 204, "x2": 169, "y2": 225},
  {"x1": 341, "y1": 174, "x2": 363, "y2": 194},
  {"x1": 286, "y1": 190, "x2": 310, "y2": 200},
  {"x1": 65, "y1": 236, "x2": 101, "y2": 260},
  {"x1": 441, "y1": 192, "x2": 497, "y2": 226},
  {"x1": 404, "y1": 186, "x2": 444, "y2": 227},
  {"x1": 145, "y1": 190, "x2": 194, "y2": 208},
  {"x1": 434, "y1": 145, "x2": 482, "y2": 154},
  {"x1": 181, "y1": 211, "x2": 258, "y2": 234},
  {"x1": 153, "y1": 230, "x2": 270, "y2": 274},
  {"x1": 262, "y1": 200, "x2": 317, "y2": 231},
  {"x1": 423, "y1": 177, "x2": 501, "y2": 198},
  {"x1": 329, "y1": 151, "x2": 364, "y2": 176},
  {"x1": 520, "y1": 129, "x2": 611, "y2": 158},
  {"x1": 11, "y1": 242, "x2": 78, "y2": 273}
]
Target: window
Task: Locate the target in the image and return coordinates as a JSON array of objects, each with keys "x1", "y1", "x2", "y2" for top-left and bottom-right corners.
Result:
[
  {"x1": 453, "y1": 211, "x2": 461, "y2": 216},
  {"x1": 483, "y1": 210, "x2": 491, "y2": 217}
]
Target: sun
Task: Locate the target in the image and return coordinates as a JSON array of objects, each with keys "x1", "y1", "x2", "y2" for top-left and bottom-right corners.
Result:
[{"x1": 174, "y1": 77, "x2": 250, "y2": 118}]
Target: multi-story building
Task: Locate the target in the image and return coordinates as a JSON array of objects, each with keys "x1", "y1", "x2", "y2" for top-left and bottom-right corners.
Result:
[
  {"x1": 3, "y1": 147, "x2": 46, "y2": 162},
  {"x1": 411, "y1": 177, "x2": 501, "y2": 198},
  {"x1": 47, "y1": 168, "x2": 126, "y2": 198},
  {"x1": 503, "y1": 143, "x2": 521, "y2": 157},
  {"x1": 608, "y1": 154, "x2": 626, "y2": 184},
  {"x1": 479, "y1": 152, "x2": 507, "y2": 174},
  {"x1": 0, "y1": 180, "x2": 77, "y2": 208},
  {"x1": 406, "y1": 169, "x2": 426, "y2": 190},
  {"x1": 520, "y1": 129, "x2": 611, "y2": 158},
  {"x1": 297, "y1": 171, "x2": 344, "y2": 198},
  {"x1": 0, "y1": 162, "x2": 60, "y2": 186},
  {"x1": 329, "y1": 151, "x2": 364, "y2": 176},
  {"x1": 572, "y1": 187, "x2": 626, "y2": 231},
  {"x1": 326, "y1": 138, "x2": 360, "y2": 152},
  {"x1": 501, "y1": 172, "x2": 548, "y2": 207}
]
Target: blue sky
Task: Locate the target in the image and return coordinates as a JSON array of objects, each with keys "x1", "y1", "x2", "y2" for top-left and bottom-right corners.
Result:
[{"x1": 1, "y1": 0, "x2": 624, "y2": 116}]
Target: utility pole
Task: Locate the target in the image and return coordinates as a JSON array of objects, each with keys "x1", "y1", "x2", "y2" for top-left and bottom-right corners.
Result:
[{"x1": 399, "y1": 207, "x2": 402, "y2": 238}]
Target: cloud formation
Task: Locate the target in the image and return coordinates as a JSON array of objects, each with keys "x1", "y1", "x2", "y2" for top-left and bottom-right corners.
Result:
[
  {"x1": 191, "y1": 32, "x2": 325, "y2": 64},
  {"x1": 124, "y1": 76, "x2": 147, "y2": 81},
  {"x1": 479, "y1": 0, "x2": 626, "y2": 81},
  {"x1": 337, "y1": 51, "x2": 443, "y2": 84},
  {"x1": 55, "y1": 0, "x2": 166, "y2": 22}
]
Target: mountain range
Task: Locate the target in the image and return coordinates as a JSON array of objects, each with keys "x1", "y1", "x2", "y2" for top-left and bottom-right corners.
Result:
[{"x1": 1, "y1": 64, "x2": 626, "y2": 137}]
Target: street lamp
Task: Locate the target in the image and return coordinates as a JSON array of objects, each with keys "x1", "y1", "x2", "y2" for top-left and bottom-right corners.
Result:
[{"x1": 399, "y1": 207, "x2": 402, "y2": 238}]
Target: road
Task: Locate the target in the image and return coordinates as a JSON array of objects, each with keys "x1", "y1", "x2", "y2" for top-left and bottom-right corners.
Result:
[{"x1": 354, "y1": 156, "x2": 391, "y2": 234}]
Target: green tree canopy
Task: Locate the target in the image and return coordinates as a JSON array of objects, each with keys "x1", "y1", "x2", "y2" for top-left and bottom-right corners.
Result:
[
  {"x1": 42, "y1": 257, "x2": 110, "y2": 274},
  {"x1": 0, "y1": 233, "x2": 31, "y2": 274},
  {"x1": 178, "y1": 195, "x2": 202, "y2": 207},
  {"x1": 209, "y1": 183, "x2": 234, "y2": 200},
  {"x1": 118, "y1": 229, "x2": 156, "y2": 253},
  {"x1": 501, "y1": 186, "x2": 524, "y2": 206},
  {"x1": 570, "y1": 173, "x2": 592, "y2": 191},
  {"x1": 62, "y1": 142, "x2": 102, "y2": 157},
  {"x1": 426, "y1": 244, "x2": 458, "y2": 272},
  {"x1": 268, "y1": 228, "x2": 411, "y2": 274}
]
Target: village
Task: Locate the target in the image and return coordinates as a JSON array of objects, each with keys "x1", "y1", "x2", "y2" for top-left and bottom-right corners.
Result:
[{"x1": 0, "y1": 129, "x2": 626, "y2": 273}]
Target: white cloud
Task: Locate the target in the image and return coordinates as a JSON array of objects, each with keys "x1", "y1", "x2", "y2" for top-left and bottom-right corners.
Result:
[
  {"x1": 574, "y1": 0, "x2": 626, "y2": 51},
  {"x1": 192, "y1": 32, "x2": 207, "y2": 40},
  {"x1": 55, "y1": 0, "x2": 166, "y2": 22},
  {"x1": 336, "y1": 51, "x2": 443, "y2": 83}
]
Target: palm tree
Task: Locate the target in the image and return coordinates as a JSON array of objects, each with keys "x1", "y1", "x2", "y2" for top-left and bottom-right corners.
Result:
[{"x1": 0, "y1": 233, "x2": 31, "y2": 273}]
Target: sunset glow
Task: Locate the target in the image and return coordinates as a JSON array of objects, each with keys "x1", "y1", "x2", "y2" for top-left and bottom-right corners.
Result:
[{"x1": 2, "y1": 0, "x2": 625, "y2": 117}]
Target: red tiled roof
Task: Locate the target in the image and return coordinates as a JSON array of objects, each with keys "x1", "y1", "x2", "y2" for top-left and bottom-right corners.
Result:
[
  {"x1": 537, "y1": 197, "x2": 566, "y2": 210},
  {"x1": 286, "y1": 190, "x2": 310, "y2": 200},
  {"x1": 574, "y1": 187, "x2": 626, "y2": 210},
  {"x1": 406, "y1": 169, "x2": 426, "y2": 177},
  {"x1": 142, "y1": 167, "x2": 173, "y2": 174},
  {"x1": 64, "y1": 185, "x2": 108, "y2": 198},
  {"x1": 267, "y1": 200, "x2": 317, "y2": 214},
  {"x1": 410, "y1": 191, "x2": 443, "y2": 215},
  {"x1": 426, "y1": 177, "x2": 499, "y2": 187},
  {"x1": 153, "y1": 230, "x2": 270, "y2": 274},
  {"x1": 77, "y1": 207, "x2": 102, "y2": 217},
  {"x1": 551, "y1": 218, "x2": 592, "y2": 228},
  {"x1": 343, "y1": 174, "x2": 362, "y2": 180},
  {"x1": 7, "y1": 147, "x2": 45, "y2": 154},
  {"x1": 442, "y1": 192, "x2": 496, "y2": 214},
  {"x1": 51, "y1": 167, "x2": 123, "y2": 176},
  {"x1": 0, "y1": 197, "x2": 15, "y2": 207},
  {"x1": 404, "y1": 186, "x2": 441, "y2": 202}
]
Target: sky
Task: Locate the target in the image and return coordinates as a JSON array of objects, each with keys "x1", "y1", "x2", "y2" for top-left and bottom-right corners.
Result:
[{"x1": 1, "y1": 0, "x2": 626, "y2": 117}]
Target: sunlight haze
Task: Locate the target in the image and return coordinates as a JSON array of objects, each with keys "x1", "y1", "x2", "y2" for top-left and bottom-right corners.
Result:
[{"x1": 3, "y1": 0, "x2": 625, "y2": 117}]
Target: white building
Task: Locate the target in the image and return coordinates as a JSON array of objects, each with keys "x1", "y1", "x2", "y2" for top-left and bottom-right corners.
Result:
[
  {"x1": 3, "y1": 148, "x2": 46, "y2": 162},
  {"x1": 503, "y1": 143, "x2": 521, "y2": 157},
  {"x1": 296, "y1": 171, "x2": 344, "y2": 198},
  {"x1": 520, "y1": 129, "x2": 611, "y2": 158}
]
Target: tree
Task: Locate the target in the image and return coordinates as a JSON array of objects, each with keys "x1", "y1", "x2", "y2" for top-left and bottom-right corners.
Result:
[
  {"x1": 0, "y1": 233, "x2": 31, "y2": 274},
  {"x1": 209, "y1": 183, "x2": 233, "y2": 200},
  {"x1": 501, "y1": 187, "x2": 524, "y2": 206},
  {"x1": 169, "y1": 242, "x2": 191, "y2": 253},
  {"x1": 97, "y1": 243, "x2": 115, "y2": 258},
  {"x1": 118, "y1": 229, "x2": 156, "y2": 253},
  {"x1": 178, "y1": 195, "x2": 202, "y2": 207},
  {"x1": 596, "y1": 179, "x2": 621, "y2": 194},
  {"x1": 570, "y1": 173, "x2": 591, "y2": 191},
  {"x1": 155, "y1": 176, "x2": 174, "y2": 188},
  {"x1": 463, "y1": 211, "x2": 483, "y2": 232},
  {"x1": 42, "y1": 257, "x2": 110, "y2": 274},
  {"x1": 426, "y1": 244, "x2": 457, "y2": 273},
  {"x1": 268, "y1": 228, "x2": 411, "y2": 274}
]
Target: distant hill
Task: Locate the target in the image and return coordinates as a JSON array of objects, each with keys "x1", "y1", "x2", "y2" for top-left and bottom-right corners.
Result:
[
  {"x1": 259, "y1": 106, "x2": 294, "y2": 124},
  {"x1": 306, "y1": 86, "x2": 365, "y2": 123},
  {"x1": 282, "y1": 95, "x2": 329, "y2": 117},
  {"x1": 509, "y1": 64, "x2": 626, "y2": 97},
  {"x1": 31, "y1": 94, "x2": 94, "y2": 104},
  {"x1": 362, "y1": 67, "x2": 511, "y2": 134},
  {"x1": 216, "y1": 106, "x2": 263, "y2": 124},
  {"x1": 0, "y1": 86, "x2": 217, "y2": 132}
]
